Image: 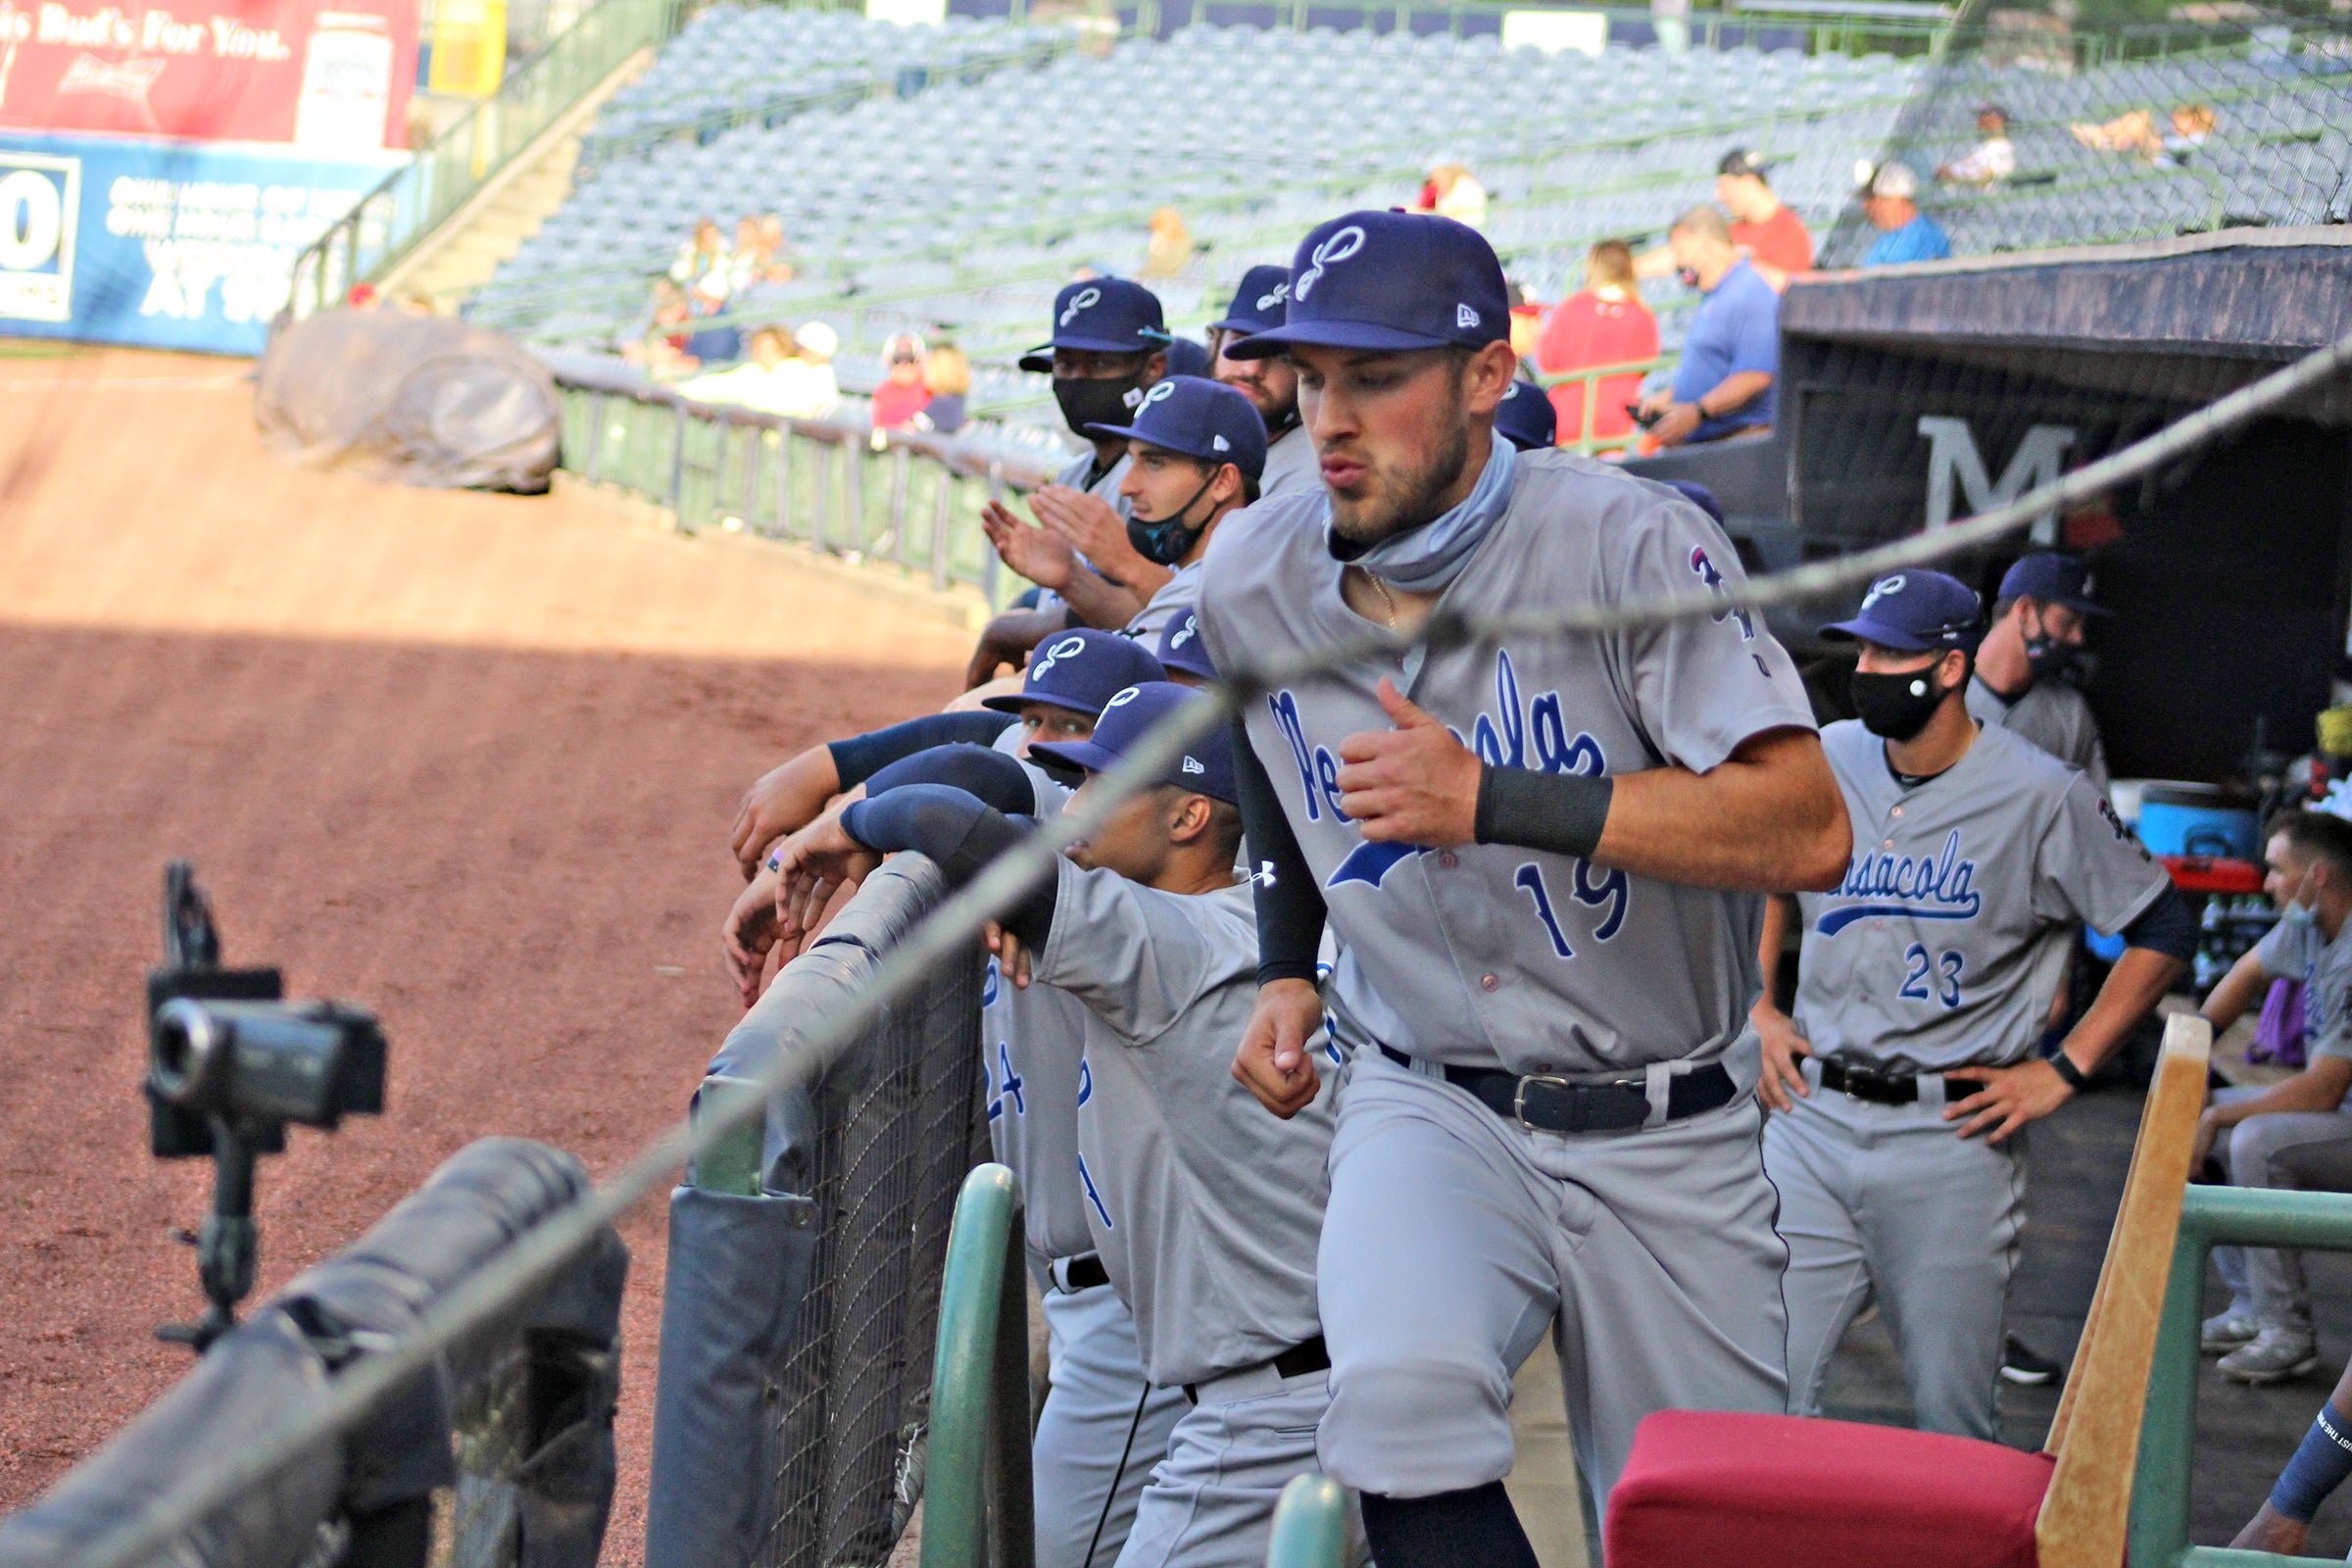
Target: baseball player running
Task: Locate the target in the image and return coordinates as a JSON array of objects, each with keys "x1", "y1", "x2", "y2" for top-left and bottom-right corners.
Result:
[
  {"x1": 1197, "y1": 210, "x2": 1851, "y2": 1566},
  {"x1": 774, "y1": 682, "x2": 1345, "y2": 1568},
  {"x1": 1753, "y1": 569, "x2": 2193, "y2": 1439},
  {"x1": 971, "y1": 279, "x2": 1180, "y2": 683},
  {"x1": 1203, "y1": 265, "x2": 1318, "y2": 499}
]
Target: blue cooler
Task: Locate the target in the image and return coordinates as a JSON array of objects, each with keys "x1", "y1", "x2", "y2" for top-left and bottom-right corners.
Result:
[{"x1": 2137, "y1": 782, "x2": 2260, "y2": 862}]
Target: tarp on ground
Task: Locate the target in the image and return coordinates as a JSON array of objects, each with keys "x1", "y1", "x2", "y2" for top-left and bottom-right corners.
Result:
[{"x1": 256, "y1": 308, "x2": 561, "y2": 492}]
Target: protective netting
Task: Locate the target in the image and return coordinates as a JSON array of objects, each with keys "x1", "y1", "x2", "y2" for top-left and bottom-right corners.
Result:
[
  {"x1": 756, "y1": 943, "x2": 986, "y2": 1568},
  {"x1": 1818, "y1": 15, "x2": 2352, "y2": 267}
]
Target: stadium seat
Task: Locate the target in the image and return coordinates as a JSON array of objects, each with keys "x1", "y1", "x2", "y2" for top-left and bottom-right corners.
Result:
[{"x1": 1605, "y1": 1012, "x2": 2212, "y2": 1568}]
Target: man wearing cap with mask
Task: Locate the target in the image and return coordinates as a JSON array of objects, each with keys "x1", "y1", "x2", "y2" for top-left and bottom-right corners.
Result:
[
  {"x1": 1205, "y1": 265, "x2": 1319, "y2": 499},
  {"x1": 1969, "y1": 550, "x2": 2110, "y2": 791},
  {"x1": 1196, "y1": 208, "x2": 1851, "y2": 1565},
  {"x1": 1086, "y1": 375, "x2": 1268, "y2": 640},
  {"x1": 772, "y1": 681, "x2": 1346, "y2": 1568},
  {"x1": 969, "y1": 279, "x2": 1177, "y2": 683},
  {"x1": 1861, "y1": 162, "x2": 1952, "y2": 267},
  {"x1": 1752, "y1": 569, "x2": 2192, "y2": 1441},
  {"x1": 1634, "y1": 205, "x2": 1778, "y2": 448}
]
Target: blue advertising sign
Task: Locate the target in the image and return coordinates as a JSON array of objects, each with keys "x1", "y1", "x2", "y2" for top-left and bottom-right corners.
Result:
[{"x1": 0, "y1": 132, "x2": 405, "y2": 355}]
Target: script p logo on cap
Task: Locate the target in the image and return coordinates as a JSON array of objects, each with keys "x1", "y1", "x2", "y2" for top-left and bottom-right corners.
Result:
[
  {"x1": 1225, "y1": 210, "x2": 1510, "y2": 363},
  {"x1": 1862, "y1": 574, "x2": 1905, "y2": 613},
  {"x1": 1059, "y1": 286, "x2": 1102, "y2": 326}
]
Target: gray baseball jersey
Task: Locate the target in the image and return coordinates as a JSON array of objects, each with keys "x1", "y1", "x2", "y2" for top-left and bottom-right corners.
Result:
[
  {"x1": 1257, "y1": 424, "x2": 1318, "y2": 500},
  {"x1": 1033, "y1": 860, "x2": 1336, "y2": 1388},
  {"x1": 1966, "y1": 674, "x2": 2108, "y2": 791},
  {"x1": 1195, "y1": 450, "x2": 1817, "y2": 1075},
  {"x1": 1124, "y1": 561, "x2": 1200, "y2": 643},
  {"x1": 2256, "y1": 914, "x2": 2352, "y2": 1068},
  {"x1": 1791, "y1": 718, "x2": 2170, "y2": 1074},
  {"x1": 979, "y1": 748, "x2": 1095, "y2": 1262}
]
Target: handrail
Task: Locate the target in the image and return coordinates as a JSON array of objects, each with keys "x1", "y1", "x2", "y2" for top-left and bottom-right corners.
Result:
[
  {"x1": 921, "y1": 1163, "x2": 1036, "y2": 1568},
  {"x1": 2131, "y1": 1185, "x2": 2352, "y2": 1568},
  {"x1": 287, "y1": 0, "x2": 682, "y2": 317},
  {"x1": 1533, "y1": 355, "x2": 1671, "y2": 458},
  {"x1": 1263, "y1": 1476, "x2": 1351, "y2": 1568}
]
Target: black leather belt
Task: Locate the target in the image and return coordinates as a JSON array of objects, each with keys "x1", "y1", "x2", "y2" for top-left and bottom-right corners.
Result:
[
  {"x1": 1817, "y1": 1058, "x2": 1979, "y2": 1106},
  {"x1": 1054, "y1": 1253, "x2": 1109, "y2": 1293},
  {"x1": 1183, "y1": 1335, "x2": 1329, "y2": 1404},
  {"x1": 1381, "y1": 1045, "x2": 1737, "y2": 1134}
]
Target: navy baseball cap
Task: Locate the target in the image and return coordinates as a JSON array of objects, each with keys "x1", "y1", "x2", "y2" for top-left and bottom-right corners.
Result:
[
  {"x1": 1998, "y1": 552, "x2": 2111, "y2": 617},
  {"x1": 1665, "y1": 480, "x2": 1725, "y2": 528},
  {"x1": 1155, "y1": 607, "x2": 1216, "y2": 682},
  {"x1": 1494, "y1": 379, "x2": 1556, "y2": 450},
  {"x1": 1165, "y1": 336, "x2": 1212, "y2": 378},
  {"x1": 1225, "y1": 210, "x2": 1510, "y2": 361},
  {"x1": 1029, "y1": 681, "x2": 1237, "y2": 805},
  {"x1": 980, "y1": 628, "x2": 1166, "y2": 716},
  {"x1": 1019, "y1": 278, "x2": 1168, "y2": 371},
  {"x1": 1822, "y1": 570, "x2": 1984, "y2": 653},
  {"x1": 1206, "y1": 265, "x2": 1294, "y2": 337},
  {"x1": 1084, "y1": 375, "x2": 1269, "y2": 482}
]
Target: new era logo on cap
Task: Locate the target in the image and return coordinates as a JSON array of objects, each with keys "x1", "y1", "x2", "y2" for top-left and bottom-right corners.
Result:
[
  {"x1": 1182, "y1": 756, "x2": 1204, "y2": 774},
  {"x1": 1295, "y1": 225, "x2": 1365, "y2": 299},
  {"x1": 1456, "y1": 303, "x2": 1480, "y2": 329}
]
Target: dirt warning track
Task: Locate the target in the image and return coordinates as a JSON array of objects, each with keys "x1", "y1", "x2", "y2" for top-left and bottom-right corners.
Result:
[{"x1": 0, "y1": 349, "x2": 977, "y2": 1558}]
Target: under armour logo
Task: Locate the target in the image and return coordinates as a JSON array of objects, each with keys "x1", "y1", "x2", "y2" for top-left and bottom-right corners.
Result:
[
  {"x1": 1029, "y1": 633, "x2": 1087, "y2": 683},
  {"x1": 1255, "y1": 281, "x2": 1291, "y2": 312},
  {"x1": 1106, "y1": 686, "x2": 1143, "y2": 709},
  {"x1": 1182, "y1": 756, "x2": 1205, "y2": 774},
  {"x1": 1139, "y1": 380, "x2": 1178, "y2": 411},
  {"x1": 1250, "y1": 860, "x2": 1280, "y2": 888},
  {"x1": 1862, "y1": 574, "x2": 1905, "y2": 612},
  {"x1": 1059, "y1": 286, "x2": 1102, "y2": 326},
  {"x1": 1294, "y1": 226, "x2": 1364, "y2": 300},
  {"x1": 1455, "y1": 303, "x2": 1480, "y2": 329}
]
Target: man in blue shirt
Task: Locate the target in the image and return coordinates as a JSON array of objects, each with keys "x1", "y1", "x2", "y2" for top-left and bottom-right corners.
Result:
[
  {"x1": 1861, "y1": 162, "x2": 1952, "y2": 268},
  {"x1": 1638, "y1": 205, "x2": 1777, "y2": 446}
]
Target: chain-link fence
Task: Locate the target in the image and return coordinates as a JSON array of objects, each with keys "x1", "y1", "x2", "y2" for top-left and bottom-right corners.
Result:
[{"x1": 1819, "y1": 13, "x2": 2352, "y2": 267}]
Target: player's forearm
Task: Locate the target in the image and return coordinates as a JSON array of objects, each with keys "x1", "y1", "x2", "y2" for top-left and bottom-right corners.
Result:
[
  {"x1": 840, "y1": 784, "x2": 1057, "y2": 943},
  {"x1": 829, "y1": 711, "x2": 1017, "y2": 788},
  {"x1": 1593, "y1": 729, "x2": 1849, "y2": 894},
  {"x1": 1696, "y1": 370, "x2": 1772, "y2": 420},
  {"x1": 2060, "y1": 947, "x2": 2188, "y2": 1075},
  {"x1": 1754, "y1": 893, "x2": 1798, "y2": 1011},
  {"x1": 2214, "y1": 1060, "x2": 2352, "y2": 1126},
  {"x1": 2202, "y1": 946, "x2": 2276, "y2": 1035},
  {"x1": 1235, "y1": 719, "x2": 1327, "y2": 984},
  {"x1": 1054, "y1": 564, "x2": 1150, "y2": 631}
]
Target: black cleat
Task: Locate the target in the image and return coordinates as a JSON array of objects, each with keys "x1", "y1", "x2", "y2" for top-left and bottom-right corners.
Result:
[{"x1": 1999, "y1": 1334, "x2": 2064, "y2": 1386}]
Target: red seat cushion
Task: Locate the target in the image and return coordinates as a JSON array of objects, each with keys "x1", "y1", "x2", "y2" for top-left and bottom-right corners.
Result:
[{"x1": 1605, "y1": 1410, "x2": 2054, "y2": 1568}]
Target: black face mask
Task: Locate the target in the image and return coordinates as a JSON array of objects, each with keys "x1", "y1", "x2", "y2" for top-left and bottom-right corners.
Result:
[
  {"x1": 1850, "y1": 664, "x2": 1953, "y2": 742},
  {"x1": 1054, "y1": 374, "x2": 1145, "y2": 440},
  {"x1": 2021, "y1": 608, "x2": 2077, "y2": 680},
  {"x1": 1126, "y1": 468, "x2": 1218, "y2": 566}
]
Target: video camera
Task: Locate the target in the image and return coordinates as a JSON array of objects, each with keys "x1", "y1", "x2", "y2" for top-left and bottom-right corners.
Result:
[{"x1": 146, "y1": 861, "x2": 386, "y2": 1349}]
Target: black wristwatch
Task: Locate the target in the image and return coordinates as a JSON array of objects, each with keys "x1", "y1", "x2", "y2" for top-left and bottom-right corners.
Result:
[{"x1": 2049, "y1": 1052, "x2": 2089, "y2": 1092}]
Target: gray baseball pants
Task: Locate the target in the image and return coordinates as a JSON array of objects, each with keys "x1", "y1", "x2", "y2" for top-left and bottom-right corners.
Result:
[
  {"x1": 1313, "y1": 1050, "x2": 1788, "y2": 1509},
  {"x1": 1764, "y1": 1065, "x2": 2028, "y2": 1441},
  {"x1": 1115, "y1": 1366, "x2": 1346, "y2": 1568},
  {"x1": 2214, "y1": 1107, "x2": 2352, "y2": 1337},
  {"x1": 1036, "y1": 1278, "x2": 1190, "y2": 1568}
]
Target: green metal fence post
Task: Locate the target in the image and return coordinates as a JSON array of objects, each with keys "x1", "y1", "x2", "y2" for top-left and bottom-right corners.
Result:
[
  {"x1": 2128, "y1": 1224, "x2": 2208, "y2": 1568},
  {"x1": 921, "y1": 1162, "x2": 1035, "y2": 1568},
  {"x1": 1264, "y1": 1475, "x2": 1349, "y2": 1568}
]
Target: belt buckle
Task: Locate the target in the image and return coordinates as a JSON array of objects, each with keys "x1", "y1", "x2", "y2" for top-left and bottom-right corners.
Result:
[{"x1": 1513, "y1": 1073, "x2": 1581, "y2": 1132}]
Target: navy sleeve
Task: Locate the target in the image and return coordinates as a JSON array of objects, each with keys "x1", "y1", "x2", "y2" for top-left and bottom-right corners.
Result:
[
  {"x1": 2122, "y1": 883, "x2": 2198, "y2": 963},
  {"x1": 1233, "y1": 716, "x2": 1326, "y2": 986},
  {"x1": 827, "y1": 711, "x2": 1017, "y2": 787},
  {"x1": 866, "y1": 744, "x2": 1036, "y2": 816},
  {"x1": 839, "y1": 784, "x2": 1056, "y2": 944}
]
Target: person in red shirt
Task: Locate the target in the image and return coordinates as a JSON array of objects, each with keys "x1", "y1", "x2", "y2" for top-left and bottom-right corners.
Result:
[
  {"x1": 1636, "y1": 147, "x2": 1814, "y2": 292},
  {"x1": 869, "y1": 333, "x2": 933, "y2": 430},
  {"x1": 1537, "y1": 238, "x2": 1660, "y2": 449}
]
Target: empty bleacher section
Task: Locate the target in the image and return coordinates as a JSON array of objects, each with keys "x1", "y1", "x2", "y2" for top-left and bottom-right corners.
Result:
[{"x1": 1820, "y1": 19, "x2": 2352, "y2": 265}]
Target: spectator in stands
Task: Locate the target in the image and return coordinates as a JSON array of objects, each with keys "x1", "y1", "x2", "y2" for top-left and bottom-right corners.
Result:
[
  {"x1": 624, "y1": 279, "x2": 701, "y2": 379},
  {"x1": 918, "y1": 341, "x2": 969, "y2": 434},
  {"x1": 1940, "y1": 104, "x2": 2018, "y2": 187},
  {"x1": 1860, "y1": 162, "x2": 1952, "y2": 267},
  {"x1": 870, "y1": 333, "x2": 933, "y2": 430},
  {"x1": 681, "y1": 324, "x2": 826, "y2": 416},
  {"x1": 1202, "y1": 264, "x2": 1315, "y2": 498},
  {"x1": 1507, "y1": 281, "x2": 1545, "y2": 367},
  {"x1": 1636, "y1": 148, "x2": 1812, "y2": 290},
  {"x1": 1538, "y1": 238, "x2": 1659, "y2": 450},
  {"x1": 1141, "y1": 207, "x2": 1196, "y2": 279},
  {"x1": 792, "y1": 321, "x2": 842, "y2": 416},
  {"x1": 2193, "y1": 810, "x2": 2352, "y2": 1386},
  {"x1": 2072, "y1": 103, "x2": 2216, "y2": 165},
  {"x1": 756, "y1": 214, "x2": 796, "y2": 283},
  {"x1": 672, "y1": 218, "x2": 732, "y2": 311},
  {"x1": 1636, "y1": 206, "x2": 1776, "y2": 447},
  {"x1": 1413, "y1": 160, "x2": 1488, "y2": 227}
]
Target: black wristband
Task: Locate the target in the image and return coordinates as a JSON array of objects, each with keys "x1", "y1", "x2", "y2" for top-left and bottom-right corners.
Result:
[
  {"x1": 2050, "y1": 1051, "x2": 2089, "y2": 1091},
  {"x1": 1473, "y1": 764, "x2": 1614, "y2": 860}
]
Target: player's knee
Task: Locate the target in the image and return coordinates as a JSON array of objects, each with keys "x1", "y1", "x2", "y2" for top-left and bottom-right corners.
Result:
[
  {"x1": 2228, "y1": 1114, "x2": 2298, "y2": 1186},
  {"x1": 1322, "y1": 1347, "x2": 1514, "y2": 1494}
]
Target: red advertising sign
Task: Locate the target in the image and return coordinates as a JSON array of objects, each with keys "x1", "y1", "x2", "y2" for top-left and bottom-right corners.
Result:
[{"x1": 0, "y1": 0, "x2": 418, "y2": 150}]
